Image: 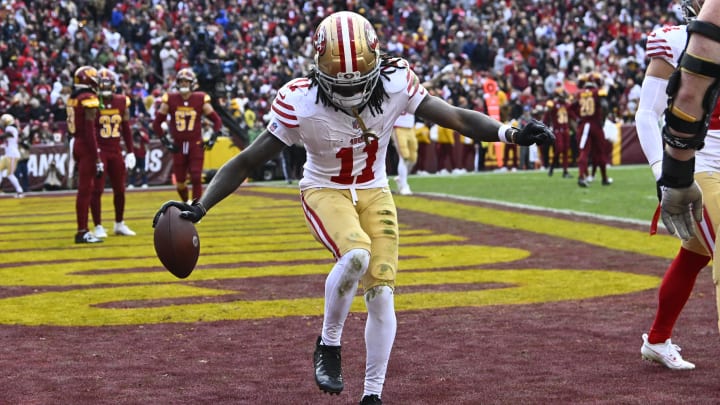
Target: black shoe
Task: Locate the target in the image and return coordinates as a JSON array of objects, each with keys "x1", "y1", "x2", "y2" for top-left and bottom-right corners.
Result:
[
  {"x1": 548, "y1": 166, "x2": 554, "y2": 177},
  {"x1": 562, "y1": 172, "x2": 572, "y2": 178},
  {"x1": 577, "y1": 179, "x2": 589, "y2": 188},
  {"x1": 314, "y1": 336, "x2": 343, "y2": 394},
  {"x1": 602, "y1": 177, "x2": 613, "y2": 186},
  {"x1": 360, "y1": 394, "x2": 382, "y2": 404},
  {"x1": 75, "y1": 231, "x2": 103, "y2": 244}
]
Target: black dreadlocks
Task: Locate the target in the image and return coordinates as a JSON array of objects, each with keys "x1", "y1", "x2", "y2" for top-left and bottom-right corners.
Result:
[{"x1": 308, "y1": 54, "x2": 409, "y2": 116}]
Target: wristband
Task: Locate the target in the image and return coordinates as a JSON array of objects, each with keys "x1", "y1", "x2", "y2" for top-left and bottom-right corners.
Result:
[
  {"x1": 659, "y1": 151, "x2": 695, "y2": 188},
  {"x1": 497, "y1": 124, "x2": 512, "y2": 143},
  {"x1": 192, "y1": 200, "x2": 207, "y2": 216}
]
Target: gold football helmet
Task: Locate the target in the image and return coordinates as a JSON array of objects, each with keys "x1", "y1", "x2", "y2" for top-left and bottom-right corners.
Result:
[
  {"x1": 0, "y1": 113, "x2": 15, "y2": 128},
  {"x1": 313, "y1": 11, "x2": 381, "y2": 109},
  {"x1": 73, "y1": 66, "x2": 99, "y2": 91},
  {"x1": 98, "y1": 68, "x2": 116, "y2": 98},
  {"x1": 175, "y1": 68, "x2": 197, "y2": 94}
]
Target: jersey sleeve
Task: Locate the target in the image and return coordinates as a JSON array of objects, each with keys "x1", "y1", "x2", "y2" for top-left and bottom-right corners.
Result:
[
  {"x1": 81, "y1": 97, "x2": 99, "y2": 108},
  {"x1": 266, "y1": 79, "x2": 309, "y2": 146},
  {"x1": 645, "y1": 26, "x2": 684, "y2": 68},
  {"x1": 382, "y1": 58, "x2": 428, "y2": 115}
]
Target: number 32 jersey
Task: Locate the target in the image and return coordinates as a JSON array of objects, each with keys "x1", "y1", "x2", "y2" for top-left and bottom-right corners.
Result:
[{"x1": 267, "y1": 59, "x2": 427, "y2": 190}]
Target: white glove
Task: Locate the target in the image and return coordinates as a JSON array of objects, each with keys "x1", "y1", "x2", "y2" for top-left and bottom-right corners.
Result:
[
  {"x1": 125, "y1": 152, "x2": 136, "y2": 170},
  {"x1": 660, "y1": 181, "x2": 703, "y2": 241}
]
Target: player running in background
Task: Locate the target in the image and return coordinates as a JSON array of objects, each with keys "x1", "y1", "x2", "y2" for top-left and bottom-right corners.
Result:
[
  {"x1": 91, "y1": 68, "x2": 136, "y2": 238},
  {"x1": 68, "y1": 66, "x2": 103, "y2": 244},
  {"x1": 153, "y1": 11, "x2": 554, "y2": 404},
  {"x1": 391, "y1": 112, "x2": 417, "y2": 195},
  {"x1": 635, "y1": 0, "x2": 711, "y2": 370},
  {"x1": 152, "y1": 68, "x2": 222, "y2": 202},
  {"x1": 0, "y1": 113, "x2": 25, "y2": 198}
]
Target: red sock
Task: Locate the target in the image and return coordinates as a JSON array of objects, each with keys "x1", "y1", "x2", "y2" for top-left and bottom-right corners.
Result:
[{"x1": 648, "y1": 247, "x2": 710, "y2": 343}]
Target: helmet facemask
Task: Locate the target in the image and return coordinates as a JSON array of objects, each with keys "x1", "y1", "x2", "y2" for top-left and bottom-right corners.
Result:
[
  {"x1": 98, "y1": 69, "x2": 116, "y2": 98},
  {"x1": 175, "y1": 69, "x2": 197, "y2": 95},
  {"x1": 313, "y1": 11, "x2": 381, "y2": 110},
  {"x1": 681, "y1": 0, "x2": 704, "y2": 23}
]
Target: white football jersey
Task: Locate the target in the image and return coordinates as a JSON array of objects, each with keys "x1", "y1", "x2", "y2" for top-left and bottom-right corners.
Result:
[
  {"x1": 268, "y1": 59, "x2": 427, "y2": 190},
  {"x1": 2, "y1": 125, "x2": 20, "y2": 159},
  {"x1": 646, "y1": 24, "x2": 720, "y2": 173}
]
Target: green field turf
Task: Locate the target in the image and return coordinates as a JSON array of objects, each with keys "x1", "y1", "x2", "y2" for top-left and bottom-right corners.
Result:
[{"x1": 404, "y1": 164, "x2": 659, "y2": 223}]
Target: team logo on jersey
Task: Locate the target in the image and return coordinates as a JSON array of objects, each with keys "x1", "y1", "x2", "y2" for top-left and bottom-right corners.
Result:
[
  {"x1": 352, "y1": 120, "x2": 360, "y2": 131},
  {"x1": 313, "y1": 26, "x2": 327, "y2": 56},
  {"x1": 364, "y1": 22, "x2": 378, "y2": 51}
]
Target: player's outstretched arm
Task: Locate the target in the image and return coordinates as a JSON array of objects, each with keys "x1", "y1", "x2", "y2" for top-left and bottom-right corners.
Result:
[{"x1": 415, "y1": 95, "x2": 555, "y2": 146}]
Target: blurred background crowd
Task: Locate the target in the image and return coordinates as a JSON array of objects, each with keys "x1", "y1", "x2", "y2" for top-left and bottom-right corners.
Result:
[{"x1": 0, "y1": 0, "x2": 683, "y2": 161}]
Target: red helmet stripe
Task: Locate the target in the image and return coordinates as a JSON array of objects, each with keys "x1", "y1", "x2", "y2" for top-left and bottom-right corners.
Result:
[{"x1": 336, "y1": 13, "x2": 357, "y2": 73}]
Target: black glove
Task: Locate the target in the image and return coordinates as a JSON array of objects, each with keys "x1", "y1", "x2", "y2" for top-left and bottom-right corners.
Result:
[
  {"x1": 152, "y1": 199, "x2": 207, "y2": 227},
  {"x1": 95, "y1": 161, "x2": 104, "y2": 178},
  {"x1": 161, "y1": 135, "x2": 179, "y2": 153},
  {"x1": 204, "y1": 134, "x2": 217, "y2": 151},
  {"x1": 513, "y1": 119, "x2": 556, "y2": 146}
]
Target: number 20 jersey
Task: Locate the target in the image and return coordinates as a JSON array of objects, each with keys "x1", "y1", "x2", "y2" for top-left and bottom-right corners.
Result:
[{"x1": 267, "y1": 59, "x2": 427, "y2": 190}]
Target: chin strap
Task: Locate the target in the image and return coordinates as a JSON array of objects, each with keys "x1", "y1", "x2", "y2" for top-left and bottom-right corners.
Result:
[{"x1": 663, "y1": 20, "x2": 720, "y2": 151}]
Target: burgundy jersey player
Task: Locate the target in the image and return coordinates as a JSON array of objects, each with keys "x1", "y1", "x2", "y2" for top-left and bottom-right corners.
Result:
[
  {"x1": 91, "y1": 68, "x2": 137, "y2": 238},
  {"x1": 68, "y1": 66, "x2": 103, "y2": 244},
  {"x1": 152, "y1": 68, "x2": 222, "y2": 202}
]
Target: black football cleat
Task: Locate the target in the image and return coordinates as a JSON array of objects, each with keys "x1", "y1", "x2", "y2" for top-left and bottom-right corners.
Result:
[
  {"x1": 314, "y1": 336, "x2": 343, "y2": 395},
  {"x1": 360, "y1": 394, "x2": 383, "y2": 404},
  {"x1": 577, "y1": 179, "x2": 589, "y2": 188}
]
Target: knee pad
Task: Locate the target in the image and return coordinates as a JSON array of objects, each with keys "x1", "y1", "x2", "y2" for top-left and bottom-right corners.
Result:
[
  {"x1": 343, "y1": 248, "x2": 371, "y2": 278},
  {"x1": 663, "y1": 20, "x2": 720, "y2": 151}
]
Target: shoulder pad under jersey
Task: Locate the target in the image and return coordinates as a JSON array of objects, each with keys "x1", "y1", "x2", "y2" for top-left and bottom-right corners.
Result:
[
  {"x1": 382, "y1": 58, "x2": 418, "y2": 94},
  {"x1": 274, "y1": 78, "x2": 315, "y2": 117}
]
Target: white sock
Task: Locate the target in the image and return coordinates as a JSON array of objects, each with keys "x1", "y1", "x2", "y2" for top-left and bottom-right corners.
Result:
[
  {"x1": 396, "y1": 158, "x2": 407, "y2": 187},
  {"x1": 363, "y1": 285, "x2": 396, "y2": 397},
  {"x1": 7, "y1": 174, "x2": 23, "y2": 193},
  {"x1": 321, "y1": 248, "x2": 370, "y2": 346}
]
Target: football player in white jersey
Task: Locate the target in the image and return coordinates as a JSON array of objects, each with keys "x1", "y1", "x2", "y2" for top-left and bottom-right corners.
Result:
[
  {"x1": 0, "y1": 113, "x2": 25, "y2": 198},
  {"x1": 636, "y1": 0, "x2": 712, "y2": 370},
  {"x1": 391, "y1": 112, "x2": 417, "y2": 195},
  {"x1": 154, "y1": 11, "x2": 554, "y2": 404}
]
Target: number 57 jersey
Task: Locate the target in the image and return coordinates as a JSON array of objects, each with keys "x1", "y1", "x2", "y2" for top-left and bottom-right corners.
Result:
[{"x1": 267, "y1": 59, "x2": 427, "y2": 190}]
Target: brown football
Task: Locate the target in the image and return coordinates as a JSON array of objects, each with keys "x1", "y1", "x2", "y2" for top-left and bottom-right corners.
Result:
[{"x1": 153, "y1": 205, "x2": 200, "y2": 279}]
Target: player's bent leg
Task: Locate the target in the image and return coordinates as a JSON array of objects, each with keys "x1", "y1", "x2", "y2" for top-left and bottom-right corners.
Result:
[
  {"x1": 323, "y1": 248, "x2": 371, "y2": 345},
  {"x1": 363, "y1": 285, "x2": 396, "y2": 401},
  {"x1": 314, "y1": 248, "x2": 370, "y2": 395}
]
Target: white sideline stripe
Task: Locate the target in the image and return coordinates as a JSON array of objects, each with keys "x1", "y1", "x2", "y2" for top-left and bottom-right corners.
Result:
[{"x1": 420, "y1": 192, "x2": 657, "y2": 228}]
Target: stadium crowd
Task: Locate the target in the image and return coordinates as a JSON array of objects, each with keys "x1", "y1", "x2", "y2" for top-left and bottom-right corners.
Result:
[{"x1": 0, "y1": 0, "x2": 687, "y2": 173}]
